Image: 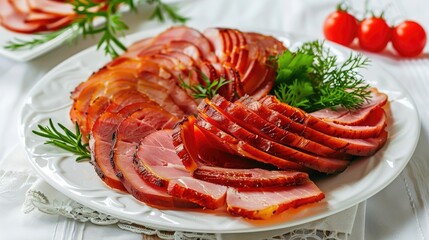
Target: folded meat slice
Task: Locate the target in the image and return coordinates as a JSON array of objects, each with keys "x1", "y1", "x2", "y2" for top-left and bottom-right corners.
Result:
[
  {"x1": 241, "y1": 96, "x2": 388, "y2": 156},
  {"x1": 173, "y1": 116, "x2": 268, "y2": 173},
  {"x1": 139, "y1": 26, "x2": 216, "y2": 62},
  {"x1": 27, "y1": 0, "x2": 75, "y2": 16},
  {"x1": 134, "y1": 130, "x2": 228, "y2": 209},
  {"x1": 0, "y1": 0, "x2": 46, "y2": 33},
  {"x1": 199, "y1": 99, "x2": 350, "y2": 174},
  {"x1": 195, "y1": 114, "x2": 310, "y2": 172},
  {"x1": 226, "y1": 181, "x2": 325, "y2": 219},
  {"x1": 90, "y1": 100, "x2": 159, "y2": 191},
  {"x1": 211, "y1": 95, "x2": 350, "y2": 159},
  {"x1": 173, "y1": 116, "x2": 309, "y2": 187},
  {"x1": 309, "y1": 88, "x2": 388, "y2": 125},
  {"x1": 260, "y1": 95, "x2": 387, "y2": 139},
  {"x1": 111, "y1": 106, "x2": 185, "y2": 207}
]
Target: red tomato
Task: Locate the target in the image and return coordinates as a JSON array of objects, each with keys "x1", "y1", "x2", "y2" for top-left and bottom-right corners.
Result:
[
  {"x1": 324, "y1": 10, "x2": 358, "y2": 46},
  {"x1": 392, "y1": 21, "x2": 427, "y2": 57},
  {"x1": 358, "y1": 17, "x2": 391, "y2": 52}
]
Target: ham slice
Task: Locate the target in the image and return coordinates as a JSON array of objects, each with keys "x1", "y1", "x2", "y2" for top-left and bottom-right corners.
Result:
[
  {"x1": 172, "y1": 116, "x2": 310, "y2": 188},
  {"x1": 139, "y1": 26, "x2": 216, "y2": 62},
  {"x1": 226, "y1": 181, "x2": 325, "y2": 219},
  {"x1": 211, "y1": 95, "x2": 351, "y2": 159},
  {"x1": 196, "y1": 114, "x2": 310, "y2": 172},
  {"x1": 90, "y1": 101, "x2": 159, "y2": 191},
  {"x1": 199, "y1": 99, "x2": 350, "y2": 174},
  {"x1": 309, "y1": 88, "x2": 388, "y2": 125},
  {"x1": 241, "y1": 96, "x2": 388, "y2": 156},
  {"x1": 0, "y1": 0, "x2": 45, "y2": 33},
  {"x1": 111, "y1": 106, "x2": 188, "y2": 207},
  {"x1": 134, "y1": 130, "x2": 228, "y2": 209},
  {"x1": 27, "y1": 0, "x2": 75, "y2": 16},
  {"x1": 173, "y1": 116, "x2": 268, "y2": 172},
  {"x1": 260, "y1": 95, "x2": 387, "y2": 139}
]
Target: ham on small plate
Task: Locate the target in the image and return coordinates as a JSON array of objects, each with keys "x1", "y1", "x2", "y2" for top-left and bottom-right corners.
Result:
[{"x1": 0, "y1": 0, "x2": 124, "y2": 62}]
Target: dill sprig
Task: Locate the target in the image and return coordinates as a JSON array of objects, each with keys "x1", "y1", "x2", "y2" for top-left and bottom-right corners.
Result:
[
  {"x1": 3, "y1": 0, "x2": 188, "y2": 58},
  {"x1": 180, "y1": 72, "x2": 232, "y2": 100},
  {"x1": 272, "y1": 40, "x2": 371, "y2": 112},
  {"x1": 32, "y1": 119, "x2": 90, "y2": 162}
]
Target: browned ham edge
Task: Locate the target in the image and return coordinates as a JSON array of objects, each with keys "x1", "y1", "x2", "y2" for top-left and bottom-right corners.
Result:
[
  {"x1": 260, "y1": 95, "x2": 387, "y2": 139},
  {"x1": 226, "y1": 181, "x2": 325, "y2": 219},
  {"x1": 134, "y1": 130, "x2": 227, "y2": 209},
  {"x1": 198, "y1": 98, "x2": 350, "y2": 174},
  {"x1": 240, "y1": 95, "x2": 388, "y2": 156}
]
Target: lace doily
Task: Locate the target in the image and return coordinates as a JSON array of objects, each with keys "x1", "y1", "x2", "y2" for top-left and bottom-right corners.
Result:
[{"x1": 1, "y1": 169, "x2": 354, "y2": 240}]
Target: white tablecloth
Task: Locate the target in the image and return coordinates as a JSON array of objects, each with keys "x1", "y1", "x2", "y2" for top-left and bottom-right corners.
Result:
[{"x1": 1, "y1": 0, "x2": 429, "y2": 239}]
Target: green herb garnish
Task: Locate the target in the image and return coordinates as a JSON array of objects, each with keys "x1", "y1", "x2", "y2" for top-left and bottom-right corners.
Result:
[
  {"x1": 32, "y1": 119, "x2": 90, "y2": 162},
  {"x1": 180, "y1": 72, "x2": 232, "y2": 100},
  {"x1": 271, "y1": 40, "x2": 371, "y2": 112},
  {"x1": 4, "y1": 0, "x2": 188, "y2": 58}
]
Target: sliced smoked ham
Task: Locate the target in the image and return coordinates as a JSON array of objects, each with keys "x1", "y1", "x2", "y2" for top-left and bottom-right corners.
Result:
[
  {"x1": 226, "y1": 181, "x2": 325, "y2": 219},
  {"x1": 90, "y1": 101, "x2": 160, "y2": 192},
  {"x1": 309, "y1": 88, "x2": 388, "y2": 125},
  {"x1": 198, "y1": 99, "x2": 350, "y2": 174},
  {"x1": 0, "y1": 0, "x2": 45, "y2": 33},
  {"x1": 195, "y1": 114, "x2": 309, "y2": 171},
  {"x1": 172, "y1": 116, "x2": 310, "y2": 188},
  {"x1": 240, "y1": 95, "x2": 388, "y2": 156},
  {"x1": 111, "y1": 106, "x2": 181, "y2": 206},
  {"x1": 260, "y1": 95, "x2": 387, "y2": 139},
  {"x1": 65, "y1": 26, "x2": 391, "y2": 219},
  {"x1": 70, "y1": 58, "x2": 191, "y2": 137},
  {"x1": 173, "y1": 116, "x2": 269, "y2": 173},
  {"x1": 134, "y1": 130, "x2": 228, "y2": 209},
  {"x1": 211, "y1": 95, "x2": 351, "y2": 159},
  {"x1": 138, "y1": 26, "x2": 216, "y2": 62}
]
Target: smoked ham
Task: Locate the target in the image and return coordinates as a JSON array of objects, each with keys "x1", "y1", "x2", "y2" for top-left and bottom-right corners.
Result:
[
  {"x1": 66, "y1": 26, "x2": 390, "y2": 219},
  {"x1": 226, "y1": 181, "x2": 325, "y2": 219},
  {"x1": 240, "y1": 95, "x2": 388, "y2": 156},
  {"x1": 134, "y1": 129, "x2": 228, "y2": 209},
  {"x1": 198, "y1": 99, "x2": 350, "y2": 174}
]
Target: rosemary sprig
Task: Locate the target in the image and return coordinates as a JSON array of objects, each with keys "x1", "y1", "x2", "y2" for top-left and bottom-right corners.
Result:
[
  {"x1": 272, "y1": 40, "x2": 371, "y2": 112},
  {"x1": 148, "y1": 0, "x2": 189, "y2": 23},
  {"x1": 4, "y1": 26, "x2": 76, "y2": 51},
  {"x1": 3, "y1": 0, "x2": 188, "y2": 58},
  {"x1": 180, "y1": 72, "x2": 232, "y2": 100},
  {"x1": 32, "y1": 119, "x2": 90, "y2": 162}
]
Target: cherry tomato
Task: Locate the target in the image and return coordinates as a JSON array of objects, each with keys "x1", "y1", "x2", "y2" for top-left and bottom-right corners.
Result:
[
  {"x1": 358, "y1": 17, "x2": 391, "y2": 52},
  {"x1": 392, "y1": 21, "x2": 427, "y2": 57},
  {"x1": 324, "y1": 10, "x2": 358, "y2": 46}
]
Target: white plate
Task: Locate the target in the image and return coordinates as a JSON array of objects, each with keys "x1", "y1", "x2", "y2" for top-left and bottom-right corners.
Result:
[
  {"x1": 19, "y1": 28, "x2": 420, "y2": 233},
  {"x1": 0, "y1": 24, "x2": 77, "y2": 62}
]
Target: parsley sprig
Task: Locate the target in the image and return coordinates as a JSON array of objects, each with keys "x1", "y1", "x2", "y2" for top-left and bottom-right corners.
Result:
[
  {"x1": 181, "y1": 72, "x2": 232, "y2": 100},
  {"x1": 272, "y1": 40, "x2": 371, "y2": 112},
  {"x1": 32, "y1": 119, "x2": 90, "y2": 162},
  {"x1": 4, "y1": 0, "x2": 188, "y2": 58}
]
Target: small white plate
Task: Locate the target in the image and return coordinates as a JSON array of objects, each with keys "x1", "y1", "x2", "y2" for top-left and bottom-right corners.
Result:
[
  {"x1": 0, "y1": 26, "x2": 76, "y2": 62},
  {"x1": 19, "y1": 28, "x2": 420, "y2": 233}
]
